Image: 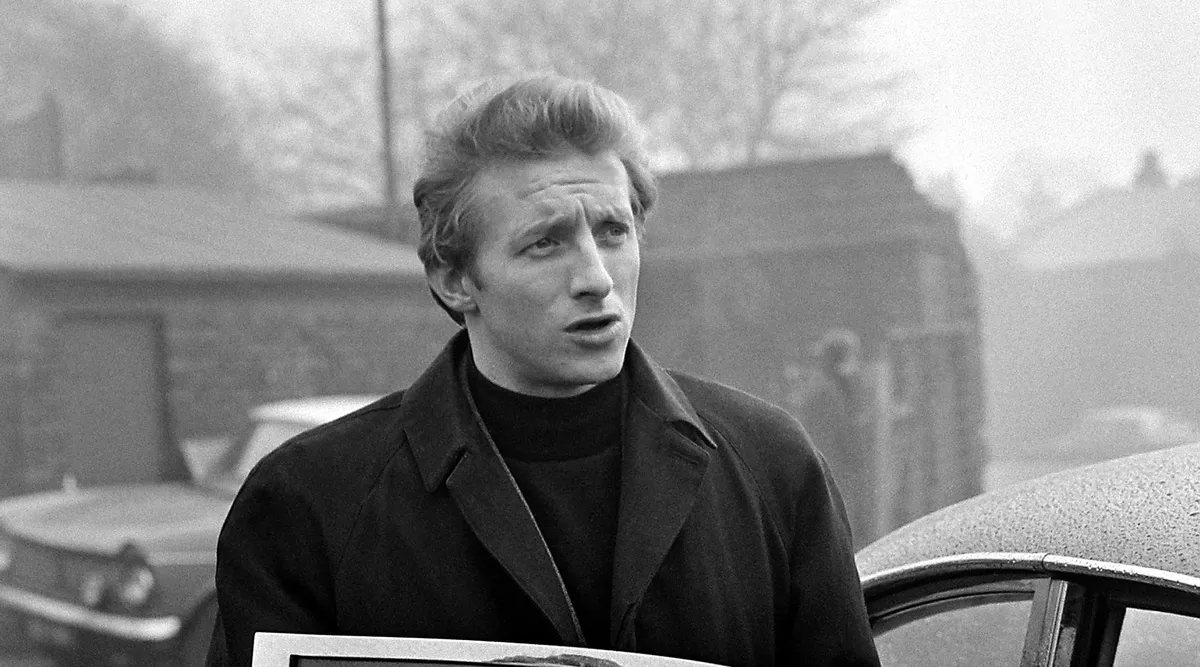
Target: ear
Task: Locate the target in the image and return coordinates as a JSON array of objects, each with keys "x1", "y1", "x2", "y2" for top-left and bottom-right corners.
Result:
[{"x1": 427, "y1": 265, "x2": 479, "y2": 318}]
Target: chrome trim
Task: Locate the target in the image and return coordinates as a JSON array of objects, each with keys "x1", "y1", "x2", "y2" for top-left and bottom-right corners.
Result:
[
  {"x1": 147, "y1": 551, "x2": 217, "y2": 567},
  {"x1": 1024, "y1": 578, "x2": 1072, "y2": 665},
  {"x1": 0, "y1": 583, "x2": 181, "y2": 642},
  {"x1": 1042, "y1": 554, "x2": 1200, "y2": 595},
  {"x1": 862, "y1": 551, "x2": 1049, "y2": 592},
  {"x1": 862, "y1": 551, "x2": 1200, "y2": 597}
]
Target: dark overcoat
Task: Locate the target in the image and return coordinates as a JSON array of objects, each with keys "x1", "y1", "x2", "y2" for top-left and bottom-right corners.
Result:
[{"x1": 207, "y1": 333, "x2": 879, "y2": 667}]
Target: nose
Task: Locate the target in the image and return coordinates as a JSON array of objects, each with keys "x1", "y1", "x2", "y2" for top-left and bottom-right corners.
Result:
[{"x1": 570, "y1": 235, "x2": 614, "y2": 299}]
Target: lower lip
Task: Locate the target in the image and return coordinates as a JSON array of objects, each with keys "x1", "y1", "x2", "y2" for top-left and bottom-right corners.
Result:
[{"x1": 567, "y1": 320, "x2": 623, "y2": 347}]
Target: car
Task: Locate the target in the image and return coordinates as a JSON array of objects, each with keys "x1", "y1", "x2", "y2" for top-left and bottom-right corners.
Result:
[
  {"x1": 856, "y1": 439, "x2": 1200, "y2": 666},
  {"x1": 0, "y1": 395, "x2": 380, "y2": 667}
]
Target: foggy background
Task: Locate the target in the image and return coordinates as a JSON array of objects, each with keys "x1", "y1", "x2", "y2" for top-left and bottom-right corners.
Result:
[
  {"x1": 2, "y1": 0, "x2": 1199, "y2": 662},
  {"x1": 5, "y1": 0, "x2": 1199, "y2": 529},
  {"x1": 4, "y1": 0, "x2": 1199, "y2": 523}
]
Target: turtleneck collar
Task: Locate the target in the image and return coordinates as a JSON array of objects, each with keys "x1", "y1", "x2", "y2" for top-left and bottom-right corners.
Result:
[{"x1": 466, "y1": 350, "x2": 625, "y2": 462}]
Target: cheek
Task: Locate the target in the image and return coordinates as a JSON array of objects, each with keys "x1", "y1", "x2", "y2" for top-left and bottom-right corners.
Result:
[{"x1": 616, "y1": 253, "x2": 640, "y2": 292}]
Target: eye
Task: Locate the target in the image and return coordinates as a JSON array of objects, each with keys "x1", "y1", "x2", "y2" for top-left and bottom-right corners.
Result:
[
  {"x1": 524, "y1": 236, "x2": 560, "y2": 255},
  {"x1": 598, "y1": 221, "x2": 631, "y2": 245}
]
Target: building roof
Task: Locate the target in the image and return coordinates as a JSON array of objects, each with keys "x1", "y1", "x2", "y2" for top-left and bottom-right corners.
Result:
[
  {"x1": 648, "y1": 153, "x2": 948, "y2": 254},
  {"x1": 0, "y1": 180, "x2": 425, "y2": 281},
  {"x1": 1016, "y1": 180, "x2": 1200, "y2": 270}
]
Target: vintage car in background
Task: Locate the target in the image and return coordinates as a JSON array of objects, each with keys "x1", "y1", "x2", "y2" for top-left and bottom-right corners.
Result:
[
  {"x1": 0, "y1": 395, "x2": 380, "y2": 667},
  {"x1": 857, "y1": 440, "x2": 1200, "y2": 666}
]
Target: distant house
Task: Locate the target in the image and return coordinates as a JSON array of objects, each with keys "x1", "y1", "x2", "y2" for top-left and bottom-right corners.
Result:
[
  {"x1": 988, "y1": 151, "x2": 1200, "y2": 444},
  {"x1": 1015, "y1": 153, "x2": 1200, "y2": 270},
  {"x1": 639, "y1": 153, "x2": 977, "y2": 382},
  {"x1": 636, "y1": 154, "x2": 984, "y2": 539},
  {"x1": 0, "y1": 180, "x2": 452, "y2": 495}
]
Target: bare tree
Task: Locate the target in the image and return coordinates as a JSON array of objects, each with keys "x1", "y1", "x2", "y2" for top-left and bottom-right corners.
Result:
[
  {"x1": 393, "y1": 0, "x2": 908, "y2": 169},
  {"x1": 1, "y1": 0, "x2": 257, "y2": 195},
  {"x1": 184, "y1": 0, "x2": 909, "y2": 211},
  {"x1": 225, "y1": 44, "x2": 383, "y2": 210}
]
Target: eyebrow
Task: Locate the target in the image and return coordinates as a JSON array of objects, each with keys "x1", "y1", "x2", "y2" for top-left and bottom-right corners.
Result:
[{"x1": 529, "y1": 198, "x2": 633, "y2": 225}]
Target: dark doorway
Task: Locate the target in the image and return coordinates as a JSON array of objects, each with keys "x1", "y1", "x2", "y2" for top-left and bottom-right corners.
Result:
[{"x1": 58, "y1": 316, "x2": 168, "y2": 486}]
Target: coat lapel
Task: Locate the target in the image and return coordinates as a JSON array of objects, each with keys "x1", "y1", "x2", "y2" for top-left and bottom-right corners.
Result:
[
  {"x1": 445, "y1": 446, "x2": 584, "y2": 645},
  {"x1": 609, "y1": 346, "x2": 715, "y2": 646},
  {"x1": 403, "y1": 332, "x2": 583, "y2": 645}
]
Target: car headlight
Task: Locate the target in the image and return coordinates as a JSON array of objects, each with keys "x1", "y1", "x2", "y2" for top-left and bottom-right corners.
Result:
[
  {"x1": 0, "y1": 530, "x2": 12, "y2": 573},
  {"x1": 79, "y1": 571, "x2": 106, "y2": 607},
  {"x1": 113, "y1": 561, "x2": 156, "y2": 608},
  {"x1": 78, "y1": 543, "x2": 157, "y2": 611}
]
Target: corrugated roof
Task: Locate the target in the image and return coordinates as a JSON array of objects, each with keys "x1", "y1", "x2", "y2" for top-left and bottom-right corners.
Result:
[{"x1": 0, "y1": 180, "x2": 425, "y2": 280}]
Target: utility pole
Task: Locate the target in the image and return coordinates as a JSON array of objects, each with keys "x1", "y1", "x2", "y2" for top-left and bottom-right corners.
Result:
[{"x1": 375, "y1": 0, "x2": 401, "y2": 241}]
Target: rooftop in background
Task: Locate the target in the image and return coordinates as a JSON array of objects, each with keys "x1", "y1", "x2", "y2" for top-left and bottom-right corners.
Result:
[
  {"x1": 649, "y1": 153, "x2": 953, "y2": 257},
  {"x1": 1014, "y1": 156, "x2": 1200, "y2": 270},
  {"x1": 0, "y1": 180, "x2": 424, "y2": 282}
]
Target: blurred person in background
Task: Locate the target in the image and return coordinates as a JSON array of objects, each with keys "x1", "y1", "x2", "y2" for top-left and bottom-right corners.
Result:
[{"x1": 207, "y1": 74, "x2": 879, "y2": 667}]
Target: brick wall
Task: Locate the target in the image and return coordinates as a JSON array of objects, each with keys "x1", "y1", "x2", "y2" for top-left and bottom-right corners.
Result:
[
  {"x1": 638, "y1": 239, "x2": 928, "y2": 409},
  {"x1": 9, "y1": 276, "x2": 456, "y2": 492}
]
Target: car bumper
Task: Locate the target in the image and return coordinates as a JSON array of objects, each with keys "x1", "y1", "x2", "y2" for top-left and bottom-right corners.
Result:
[{"x1": 0, "y1": 582, "x2": 181, "y2": 642}]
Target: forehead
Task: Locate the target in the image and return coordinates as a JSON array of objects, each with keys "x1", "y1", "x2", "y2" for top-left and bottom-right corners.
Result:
[{"x1": 472, "y1": 150, "x2": 634, "y2": 220}]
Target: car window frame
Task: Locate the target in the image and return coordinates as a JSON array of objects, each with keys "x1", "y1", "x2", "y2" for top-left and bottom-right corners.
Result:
[{"x1": 862, "y1": 552, "x2": 1200, "y2": 667}]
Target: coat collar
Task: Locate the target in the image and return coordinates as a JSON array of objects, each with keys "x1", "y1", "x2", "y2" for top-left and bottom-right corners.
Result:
[
  {"x1": 402, "y1": 329, "x2": 717, "y2": 493},
  {"x1": 402, "y1": 330, "x2": 584, "y2": 643},
  {"x1": 401, "y1": 329, "x2": 718, "y2": 647}
]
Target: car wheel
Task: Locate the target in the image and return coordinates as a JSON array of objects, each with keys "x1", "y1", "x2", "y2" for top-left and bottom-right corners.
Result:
[{"x1": 177, "y1": 602, "x2": 217, "y2": 667}]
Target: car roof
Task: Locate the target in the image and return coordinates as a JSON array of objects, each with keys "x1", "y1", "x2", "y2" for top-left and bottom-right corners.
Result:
[
  {"x1": 249, "y1": 395, "x2": 383, "y2": 426},
  {"x1": 856, "y1": 440, "x2": 1200, "y2": 581}
]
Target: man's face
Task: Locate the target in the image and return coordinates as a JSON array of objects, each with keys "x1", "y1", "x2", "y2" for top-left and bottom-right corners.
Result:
[{"x1": 452, "y1": 150, "x2": 640, "y2": 397}]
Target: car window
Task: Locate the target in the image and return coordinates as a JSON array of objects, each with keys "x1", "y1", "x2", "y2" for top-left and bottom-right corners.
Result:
[
  {"x1": 1111, "y1": 607, "x2": 1200, "y2": 666},
  {"x1": 235, "y1": 421, "x2": 314, "y2": 480},
  {"x1": 874, "y1": 595, "x2": 1033, "y2": 667}
]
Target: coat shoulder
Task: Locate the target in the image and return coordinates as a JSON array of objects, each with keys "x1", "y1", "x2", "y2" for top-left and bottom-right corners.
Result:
[
  {"x1": 252, "y1": 391, "x2": 409, "y2": 485},
  {"x1": 666, "y1": 370, "x2": 825, "y2": 474},
  {"x1": 232, "y1": 391, "x2": 413, "y2": 542}
]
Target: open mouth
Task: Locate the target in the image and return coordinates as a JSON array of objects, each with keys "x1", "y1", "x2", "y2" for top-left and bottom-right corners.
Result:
[{"x1": 568, "y1": 315, "x2": 618, "y2": 333}]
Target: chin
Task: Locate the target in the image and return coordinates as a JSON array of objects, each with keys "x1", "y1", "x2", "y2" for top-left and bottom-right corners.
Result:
[
  {"x1": 559, "y1": 351, "x2": 625, "y2": 386},
  {"x1": 582, "y1": 354, "x2": 626, "y2": 383}
]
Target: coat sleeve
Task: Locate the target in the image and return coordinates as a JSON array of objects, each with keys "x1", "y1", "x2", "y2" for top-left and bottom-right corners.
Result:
[
  {"x1": 784, "y1": 451, "x2": 881, "y2": 666},
  {"x1": 206, "y1": 458, "x2": 338, "y2": 667}
]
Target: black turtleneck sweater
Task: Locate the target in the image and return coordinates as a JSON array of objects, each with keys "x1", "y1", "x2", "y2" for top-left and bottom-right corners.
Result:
[{"x1": 466, "y1": 355, "x2": 624, "y2": 648}]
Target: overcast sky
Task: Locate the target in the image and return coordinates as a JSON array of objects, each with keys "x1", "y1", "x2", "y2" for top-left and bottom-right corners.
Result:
[
  {"x1": 133, "y1": 0, "x2": 1200, "y2": 230},
  {"x1": 886, "y1": 0, "x2": 1200, "y2": 205}
]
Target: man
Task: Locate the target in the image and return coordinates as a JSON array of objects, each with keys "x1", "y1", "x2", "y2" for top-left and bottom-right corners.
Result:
[{"x1": 207, "y1": 74, "x2": 879, "y2": 667}]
